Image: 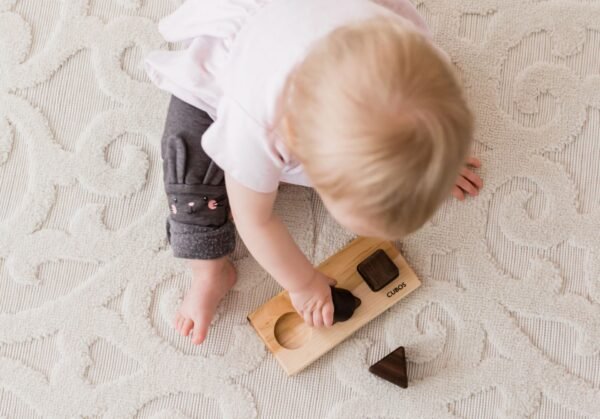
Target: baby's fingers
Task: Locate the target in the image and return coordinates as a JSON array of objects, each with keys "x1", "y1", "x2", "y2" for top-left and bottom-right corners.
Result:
[
  {"x1": 467, "y1": 157, "x2": 481, "y2": 168},
  {"x1": 322, "y1": 302, "x2": 334, "y2": 327},
  {"x1": 302, "y1": 310, "x2": 314, "y2": 327},
  {"x1": 452, "y1": 185, "x2": 465, "y2": 201},
  {"x1": 460, "y1": 167, "x2": 483, "y2": 189},
  {"x1": 457, "y1": 177, "x2": 479, "y2": 196},
  {"x1": 312, "y1": 306, "x2": 324, "y2": 328}
]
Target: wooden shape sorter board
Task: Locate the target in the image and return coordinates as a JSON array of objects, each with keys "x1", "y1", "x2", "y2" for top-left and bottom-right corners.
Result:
[{"x1": 247, "y1": 237, "x2": 421, "y2": 375}]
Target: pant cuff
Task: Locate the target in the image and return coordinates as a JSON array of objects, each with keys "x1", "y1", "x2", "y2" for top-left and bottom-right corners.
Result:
[{"x1": 167, "y1": 218, "x2": 236, "y2": 260}]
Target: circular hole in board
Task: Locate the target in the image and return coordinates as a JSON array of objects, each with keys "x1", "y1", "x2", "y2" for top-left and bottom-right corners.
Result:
[{"x1": 274, "y1": 312, "x2": 312, "y2": 350}]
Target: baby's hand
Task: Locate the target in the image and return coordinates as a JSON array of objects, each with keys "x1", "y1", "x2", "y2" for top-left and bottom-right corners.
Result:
[
  {"x1": 452, "y1": 157, "x2": 483, "y2": 200},
  {"x1": 288, "y1": 270, "x2": 337, "y2": 328}
]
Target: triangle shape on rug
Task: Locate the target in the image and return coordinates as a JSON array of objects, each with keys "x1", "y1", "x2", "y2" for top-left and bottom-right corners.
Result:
[
  {"x1": 0, "y1": 388, "x2": 42, "y2": 419},
  {"x1": 480, "y1": 331, "x2": 509, "y2": 362},
  {"x1": 368, "y1": 346, "x2": 408, "y2": 388},
  {"x1": 448, "y1": 386, "x2": 502, "y2": 418},
  {"x1": 0, "y1": 333, "x2": 59, "y2": 381},
  {"x1": 103, "y1": 289, "x2": 125, "y2": 320},
  {"x1": 85, "y1": 338, "x2": 140, "y2": 385},
  {"x1": 531, "y1": 394, "x2": 589, "y2": 419}
]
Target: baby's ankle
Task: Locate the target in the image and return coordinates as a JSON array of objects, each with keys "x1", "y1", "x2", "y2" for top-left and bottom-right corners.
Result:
[{"x1": 187, "y1": 257, "x2": 230, "y2": 278}]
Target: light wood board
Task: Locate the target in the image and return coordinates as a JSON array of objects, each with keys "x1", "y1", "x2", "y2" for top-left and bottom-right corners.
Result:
[{"x1": 247, "y1": 237, "x2": 421, "y2": 376}]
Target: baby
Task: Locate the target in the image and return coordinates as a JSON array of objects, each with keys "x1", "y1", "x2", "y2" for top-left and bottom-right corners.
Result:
[{"x1": 145, "y1": 0, "x2": 483, "y2": 345}]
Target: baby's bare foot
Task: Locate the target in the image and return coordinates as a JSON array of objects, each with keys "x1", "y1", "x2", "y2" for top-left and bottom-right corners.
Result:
[{"x1": 173, "y1": 258, "x2": 237, "y2": 345}]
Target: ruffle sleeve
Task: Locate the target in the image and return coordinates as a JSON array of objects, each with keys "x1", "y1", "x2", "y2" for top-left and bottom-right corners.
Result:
[
  {"x1": 144, "y1": 0, "x2": 270, "y2": 116},
  {"x1": 201, "y1": 95, "x2": 284, "y2": 193}
]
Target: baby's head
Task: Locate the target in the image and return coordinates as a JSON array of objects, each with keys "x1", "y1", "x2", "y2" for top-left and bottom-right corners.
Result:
[{"x1": 282, "y1": 16, "x2": 474, "y2": 239}]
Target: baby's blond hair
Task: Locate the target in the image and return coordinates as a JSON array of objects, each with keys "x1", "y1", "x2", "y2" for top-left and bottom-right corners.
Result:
[{"x1": 283, "y1": 16, "x2": 474, "y2": 237}]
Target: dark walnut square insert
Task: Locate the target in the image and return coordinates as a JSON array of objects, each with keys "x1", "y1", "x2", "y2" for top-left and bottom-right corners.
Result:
[{"x1": 357, "y1": 249, "x2": 399, "y2": 291}]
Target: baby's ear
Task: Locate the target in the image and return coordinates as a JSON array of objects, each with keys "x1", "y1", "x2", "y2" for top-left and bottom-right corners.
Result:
[{"x1": 165, "y1": 135, "x2": 187, "y2": 184}]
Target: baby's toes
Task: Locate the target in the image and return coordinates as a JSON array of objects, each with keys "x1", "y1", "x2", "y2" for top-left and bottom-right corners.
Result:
[
  {"x1": 180, "y1": 318, "x2": 194, "y2": 337},
  {"x1": 174, "y1": 313, "x2": 186, "y2": 331},
  {"x1": 173, "y1": 312, "x2": 182, "y2": 329},
  {"x1": 191, "y1": 316, "x2": 210, "y2": 345}
]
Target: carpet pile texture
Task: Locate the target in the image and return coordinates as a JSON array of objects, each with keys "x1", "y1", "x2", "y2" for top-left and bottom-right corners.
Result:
[{"x1": 1, "y1": 0, "x2": 599, "y2": 417}]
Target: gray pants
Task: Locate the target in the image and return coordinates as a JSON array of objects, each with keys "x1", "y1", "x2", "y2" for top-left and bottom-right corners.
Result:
[{"x1": 161, "y1": 96, "x2": 236, "y2": 259}]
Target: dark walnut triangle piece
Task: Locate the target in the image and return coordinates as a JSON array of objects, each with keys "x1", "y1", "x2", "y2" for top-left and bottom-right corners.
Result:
[
  {"x1": 331, "y1": 287, "x2": 362, "y2": 323},
  {"x1": 369, "y1": 346, "x2": 408, "y2": 389},
  {"x1": 357, "y1": 249, "x2": 400, "y2": 291}
]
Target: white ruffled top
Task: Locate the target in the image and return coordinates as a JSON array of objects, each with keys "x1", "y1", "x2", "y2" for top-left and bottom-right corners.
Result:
[{"x1": 145, "y1": 0, "x2": 430, "y2": 192}]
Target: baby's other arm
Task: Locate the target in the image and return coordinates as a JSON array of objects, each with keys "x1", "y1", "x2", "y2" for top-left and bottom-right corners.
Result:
[
  {"x1": 226, "y1": 174, "x2": 335, "y2": 327},
  {"x1": 452, "y1": 157, "x2": 483, "y2": 200}
]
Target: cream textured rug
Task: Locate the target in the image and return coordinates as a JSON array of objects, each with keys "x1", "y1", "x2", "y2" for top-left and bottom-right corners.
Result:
[{"x1": 1, "y1": 0, "x2": 600, "y2": 418}]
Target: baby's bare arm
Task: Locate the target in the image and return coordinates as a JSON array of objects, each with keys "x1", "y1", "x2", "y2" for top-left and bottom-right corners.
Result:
[
  {"x1": 226, "y1": 174, "x2": 335, "y2": 327},
  {"x1": 225, "y1": 174, "x2": 314, "y2": 290}
]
